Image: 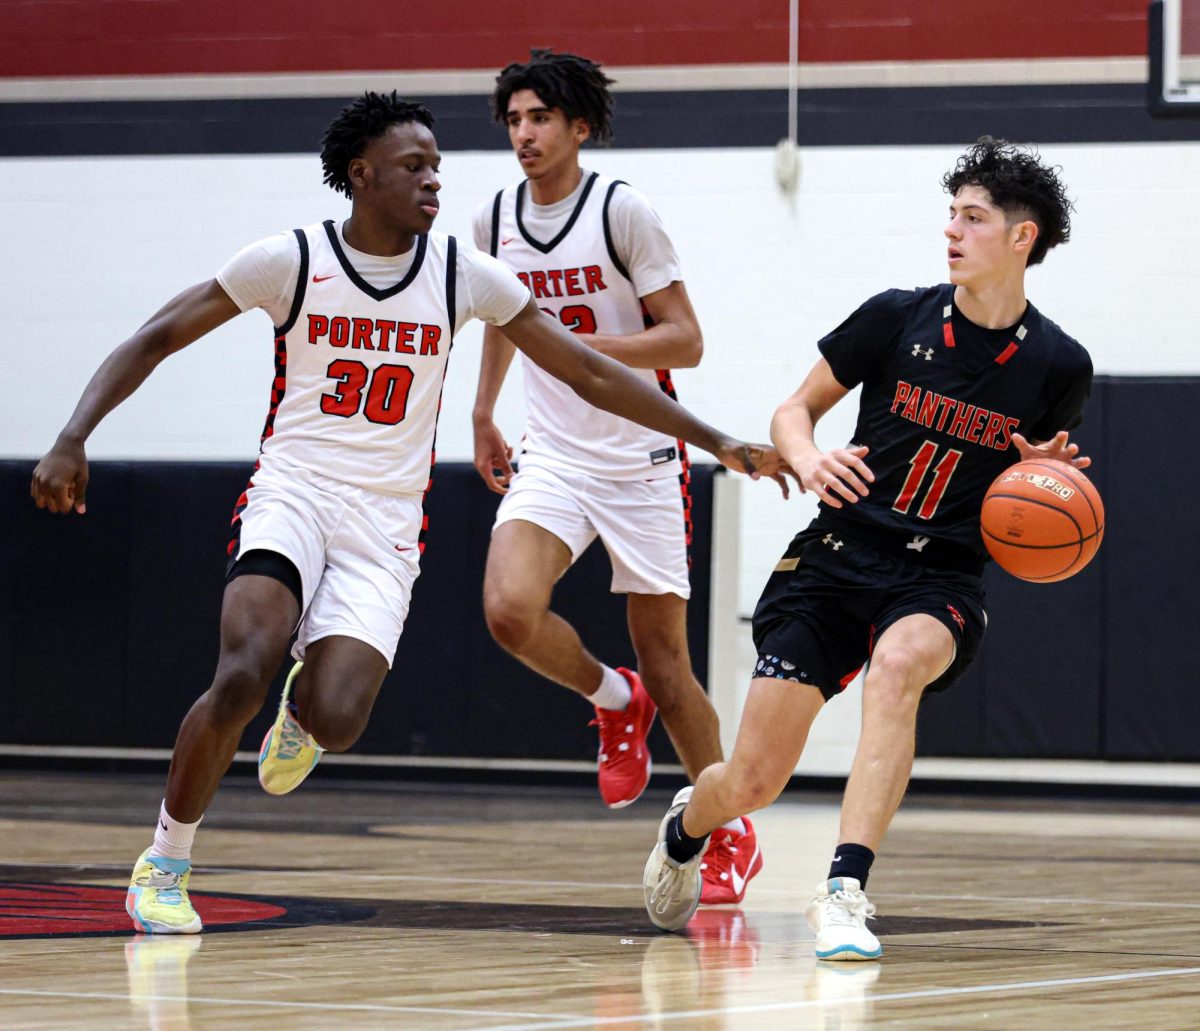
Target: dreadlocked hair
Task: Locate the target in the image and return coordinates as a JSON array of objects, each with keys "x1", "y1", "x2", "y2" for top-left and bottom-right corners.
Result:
[
  {"x1": 320, "y1": 91, "x2": 436, "y2": 198},
  {"x1": 942, "y1": 136, "x2": 1073, "y2": 267},
  {"x1": 491, "y1": 49, "x2": 615, "y2": 144}
]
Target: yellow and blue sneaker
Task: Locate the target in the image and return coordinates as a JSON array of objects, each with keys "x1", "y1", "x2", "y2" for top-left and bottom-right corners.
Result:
[
  {"x1": 258, "y1": 661, "x2": 323, "y2": 796},
  {"x1": 126, "y1": 850, "x2": 202, "y2": 934}
]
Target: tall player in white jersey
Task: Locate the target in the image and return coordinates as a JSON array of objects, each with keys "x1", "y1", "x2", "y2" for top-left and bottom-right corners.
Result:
[
  {"x1": 472, "y1": 51, "x2": 773, "y2": 906},
  {"x1": 30, "y1": 92, "x2": 784, "y2": 935}
]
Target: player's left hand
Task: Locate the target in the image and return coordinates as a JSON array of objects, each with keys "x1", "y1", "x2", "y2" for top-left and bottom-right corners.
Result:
[
  {"x1": 715, "y1": 441, "x2": 797, "y2": 499},
  {"x1": 1011, "y1": 430, "x2": 1091, "y2": 470}
]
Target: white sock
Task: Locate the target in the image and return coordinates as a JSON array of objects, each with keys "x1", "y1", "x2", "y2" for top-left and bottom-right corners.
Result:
[
  {"x1": 721, "y1": 817, "x2": 747, "y2": 834},
  {"x1": 152, "y1": 801, "x2": 202, "y2": 861},
  {"x1": 591, "y1": 665, "x2": 633, "y2": 711}
]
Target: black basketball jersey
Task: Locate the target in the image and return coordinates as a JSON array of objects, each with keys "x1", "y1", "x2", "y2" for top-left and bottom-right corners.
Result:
[{"x1": 817, "y1": 284, "x2": 1093, "y2": 561}]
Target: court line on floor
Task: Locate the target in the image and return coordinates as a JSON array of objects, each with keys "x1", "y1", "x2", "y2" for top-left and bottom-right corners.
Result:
[
  {"x1": 193, "y1": 869, "x2": 1200, "y2": 909},
  {"x1": 52, "y1": 864, "x2": 1200, "y2": 910},
  {"x1": 484, "y1": 966, "x2": 1200, "y2": 1030},
  {"x1": 0, "y1": 988, "x2": 560, "y2": 1021}
]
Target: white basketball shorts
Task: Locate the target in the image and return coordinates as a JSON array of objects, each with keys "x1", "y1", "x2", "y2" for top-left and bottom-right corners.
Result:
[
  {"x1": 493, "y1": 456, "x2": 691, "y2": 597},
  {"x1": 233, "y1": 457, "x2": 423, "y2": 666}
]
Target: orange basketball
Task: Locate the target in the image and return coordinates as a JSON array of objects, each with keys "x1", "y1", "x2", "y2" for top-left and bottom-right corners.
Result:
[{"x1": 980, "y1": 459, "x2": 1104, "y2": 582}]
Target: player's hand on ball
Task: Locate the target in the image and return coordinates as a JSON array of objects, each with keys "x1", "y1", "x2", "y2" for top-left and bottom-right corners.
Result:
[
  {"x1": 31, "y1": 441, "x2": 89, "y2": 515},
  {"x1": 1011, "y1": 431, "x2": 1091, "y2": 470},
  {"x1": 795, "y1": 445, "x2": 874, "y2": 508}
]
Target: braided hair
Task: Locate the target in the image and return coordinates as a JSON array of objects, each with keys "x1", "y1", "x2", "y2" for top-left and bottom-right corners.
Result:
[{"x1": 320, "y1": 91, "x2": 436, "y2": 198}]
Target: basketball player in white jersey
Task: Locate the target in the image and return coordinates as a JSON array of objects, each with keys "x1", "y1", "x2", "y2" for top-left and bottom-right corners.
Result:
[
  {"x1": 29, "y1": 92, "x2": 783, "y2": 935},
  {"x1": 472, "y1": 51, "x2": 772, "y2": 906}
]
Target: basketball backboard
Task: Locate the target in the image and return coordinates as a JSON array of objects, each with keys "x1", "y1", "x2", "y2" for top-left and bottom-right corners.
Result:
[{"x1": 1149, "y1": 0, "x2": 1200, "y2": 115}]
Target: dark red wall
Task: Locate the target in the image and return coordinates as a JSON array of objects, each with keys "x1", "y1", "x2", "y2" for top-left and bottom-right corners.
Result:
[{"x1": 2, "y1": 0, "x2": 1148, "y2": 78}]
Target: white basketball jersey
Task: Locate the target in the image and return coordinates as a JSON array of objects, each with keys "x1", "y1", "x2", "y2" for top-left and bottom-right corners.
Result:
[
  {"x1": 260, "y1": 221, "x2": 457, "y2": 495},
  {"x1": 489, "y1": 173, "x2": 683, "y2": 480}
]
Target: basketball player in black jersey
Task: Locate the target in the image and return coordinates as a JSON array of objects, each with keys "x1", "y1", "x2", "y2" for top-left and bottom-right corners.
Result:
[{"x1": 643, "y1": 138, "x2": 1094, "y2": 959}]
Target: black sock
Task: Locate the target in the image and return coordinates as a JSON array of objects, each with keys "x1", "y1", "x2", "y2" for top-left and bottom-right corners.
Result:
[
  {"x1": 665, "y1": 810, "x2": 708, "y2": 864},
  {"x1": 828, "y1": 842, "x2": 875, "y2": 888}
]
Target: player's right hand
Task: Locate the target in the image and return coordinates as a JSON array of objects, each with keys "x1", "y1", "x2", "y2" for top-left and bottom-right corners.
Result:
[
  {"x1": 31, "y1": 440, "x2": 89, "y2": 514},
  {"x1": 472, "y1": 418, "x2": 514, "y2": 495},
  {"x1": 795, "y1": 445, "x2": 873, "y2": 508}
]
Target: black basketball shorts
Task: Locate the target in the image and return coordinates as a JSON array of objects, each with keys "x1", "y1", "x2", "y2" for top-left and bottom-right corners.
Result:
[{"x1": 751, "y1": 522, "x2": 988, "y2": 701}]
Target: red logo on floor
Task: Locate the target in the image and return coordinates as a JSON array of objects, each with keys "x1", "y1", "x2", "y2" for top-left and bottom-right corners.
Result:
[{"x1": 0, "y1": 884, "x2": 286, "y2": 938}]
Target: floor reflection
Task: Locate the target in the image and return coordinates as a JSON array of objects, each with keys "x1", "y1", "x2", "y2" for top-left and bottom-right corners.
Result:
[
  {"x1": 640, "y1": 907, "x2": 881, "y2": 1029},
  {"x1": 124, "y1": 934, "x2": 202, "y2": 1031}
]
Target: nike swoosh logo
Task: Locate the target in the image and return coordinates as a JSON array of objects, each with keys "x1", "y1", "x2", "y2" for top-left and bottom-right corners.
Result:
[
  {"x1": 500, "y1": 238, "x2": 515, "y2": 246},
  {"x1": 730, "y1": 845, "x2": 760, "y2": 896},
  {"x1": 159, "y1": 819, "x2": 169, "y2": 831},
  {"x1": 312, "y1": 273, "x2": 338, "y2": 283},
  {"x1": 394, "y1": 545, "x2": 413, "y2": 552}
]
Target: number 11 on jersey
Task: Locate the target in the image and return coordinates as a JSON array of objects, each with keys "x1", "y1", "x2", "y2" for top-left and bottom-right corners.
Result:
[{"x1": 893, "y1": 440, "x2": 963, "y2": 520}]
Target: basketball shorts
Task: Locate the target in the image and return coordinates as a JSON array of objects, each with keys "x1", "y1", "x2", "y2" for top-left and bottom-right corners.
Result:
[
  {"x1": 751, "y1": 521, "x2": 988, "y2": 701},
  {"x1": 228, "y1": 458, "x2": 423, "y2": 666},
  {"x1": 493, "y1": 456, "x2": 691, "y2": 597}
]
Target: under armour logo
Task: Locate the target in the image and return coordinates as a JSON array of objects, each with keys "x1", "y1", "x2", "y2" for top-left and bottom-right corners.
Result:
[
  {"x1": 906, "y1": 534, "x2": 931, "y2": 552},
  {"x1": 912, "y1": 344, "x2": 934, "y2": 360},
  {"x1": 822, "y1": 533, "x2": 844, "y2": 551}
]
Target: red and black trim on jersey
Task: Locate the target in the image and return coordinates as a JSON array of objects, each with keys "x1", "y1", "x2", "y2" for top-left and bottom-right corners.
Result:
[
  {"x1": 655, "y1": 367, "x2": 693, "y2": 569},
  {"x1": 941, "y1": 302, "x2": 1025, "y2": 365},
  {"x1": 416, "y1": 235, "x2": 458, "y2": 556},
  {"x1": 228, "y1": 227, "x2": 309, "y2": 558}
]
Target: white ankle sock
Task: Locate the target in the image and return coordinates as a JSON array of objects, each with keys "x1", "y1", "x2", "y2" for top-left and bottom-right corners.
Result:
[
  {"x1": 591, "y1": 665, "x2": 633, "y2": 711},
  {"x1": 721, "y1": 817, "x2": 747, "y2": 834},
  {"x1": 152, "y1": 801, "x2": 202, "y2": 861}
]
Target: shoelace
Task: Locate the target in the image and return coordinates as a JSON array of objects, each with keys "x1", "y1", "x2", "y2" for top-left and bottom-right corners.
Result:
[
  {"x1": 648, "y1": 846, "x2": 694, "y2": 917},
  {"x1": 141, "y1": 866, "x2": 184, "y2": 906},
  {"x1": 277, "y1": 706, "x2": 311, "y2": 760},
  {"x1": 589, "y1": 710, "x2": 637, "y2": 766},
  {"x1": 699, "y1": 830, "x2": 738, "y2": 882},
  {"x1": 818, "y1": 889, "x2": 876, "y2": 927}
]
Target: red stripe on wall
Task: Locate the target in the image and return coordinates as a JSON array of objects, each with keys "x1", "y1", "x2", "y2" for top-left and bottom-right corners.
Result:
[{"x1": 0, "y1": 1, "x2": 1148, "y2": 79}]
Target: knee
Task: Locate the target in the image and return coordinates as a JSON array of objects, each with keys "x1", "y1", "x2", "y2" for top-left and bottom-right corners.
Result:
[
  {"x1": 207, "y1": 657, "x2": 274, "y2": 726},
  {"x1": 302, "y1": 697, "x2": 369, "y2": 753},
  {"x1": 864, "y1": 649, "x2": 926, "y2": 711},
  {"x1": 484, "y1": 588, "x2": 541, "y2": 654}
]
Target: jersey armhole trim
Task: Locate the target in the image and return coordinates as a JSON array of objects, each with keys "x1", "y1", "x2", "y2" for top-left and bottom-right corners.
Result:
[
  {"x1": 602, "y1": 180, "x2": 631, "y2": 281},
  {"x1": 489, "y1": 190, "x2": 503, "y2": 257},
  {"x1": 274, "y1": 227, "x2": 309, "y2": 336},
  {"x1": 446, "y1": 235, "x2": 458, "y2": 341}
]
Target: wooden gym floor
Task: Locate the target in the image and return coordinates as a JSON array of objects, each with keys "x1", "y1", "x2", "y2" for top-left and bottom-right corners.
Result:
[{"x1": 0, "y1": 770, "x2": 1197, "y2": 1029}]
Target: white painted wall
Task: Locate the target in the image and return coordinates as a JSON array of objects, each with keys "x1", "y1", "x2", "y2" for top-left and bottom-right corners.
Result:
[{"x1": 4, "y1": 141, "x2": 1198, "y2": 620}]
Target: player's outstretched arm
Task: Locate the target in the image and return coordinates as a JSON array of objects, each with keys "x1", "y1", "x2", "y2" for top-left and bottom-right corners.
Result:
[
  {"x1": 500, "y1": 299, "x2": 775, "y2": 476},
  {"x1": 1010, "y1": 431, "x2": 1092, "y2": 470},
  {"x1": 471, "y1": 324, "x2": 518, "y2": 494},
  {"x1": 31, "y1": 279, "x2": 242, "y2": 514},
  {"x1": 771, "y1": 358, "x2": 874, "y2": 509}
]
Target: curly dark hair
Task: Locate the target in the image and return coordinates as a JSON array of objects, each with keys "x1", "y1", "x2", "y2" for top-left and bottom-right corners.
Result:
[
  {"x1": 320, "y1": 91, "x2": 436, "y2": 198},
  {"x1": 491, "y1": 49, "x2": 615, "y2": 144},
  {"x1": 942, "y1": 136, "x2": 1073, "y2": 267}
]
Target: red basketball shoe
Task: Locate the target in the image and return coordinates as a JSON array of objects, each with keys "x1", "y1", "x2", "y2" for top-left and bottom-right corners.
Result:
[
  {"x1": 591, "y1": 668, "x2": 657, "y2": 808},
  {"x1": 700, "y1": 818, "x2": 763, "y2": 905}
]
